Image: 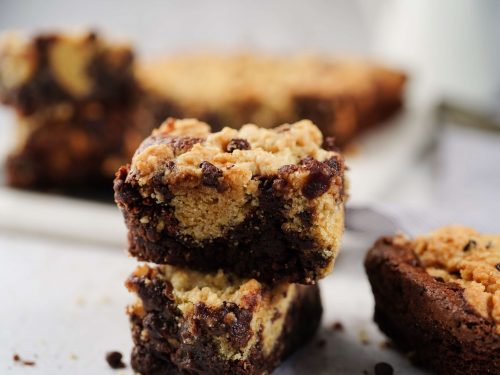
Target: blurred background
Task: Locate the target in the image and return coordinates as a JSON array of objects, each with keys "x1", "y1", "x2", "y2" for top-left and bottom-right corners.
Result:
[{"x1": 0, "y1": 1, "x2": 499, "y2": 374}]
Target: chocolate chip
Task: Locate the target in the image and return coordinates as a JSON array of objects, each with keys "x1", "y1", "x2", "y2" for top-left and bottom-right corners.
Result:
[
  {"x1": 374, "y1": 362, "x2": 394, "y2": 375},
  {"x1": 299, "y1": 157, "x2": 334, "y2": 199},
  {"x1": 105, "y1": 351, "x2": 126, "y2": 369},
  {"x1": 226, "y1": 138, "x2": 251, "y2": 152},
  {"x1": 463, "y1": 240, "x2": 477, "y2": 252},
  {"x1": 496, "y1": 264, "x2": 500, "y2": 272},
  {"x1": 322, "y1": 136, "x2": 339, "y2": 151},
  {"x1": 200, "y1": 161, "x2": 223, "y2": 189}
]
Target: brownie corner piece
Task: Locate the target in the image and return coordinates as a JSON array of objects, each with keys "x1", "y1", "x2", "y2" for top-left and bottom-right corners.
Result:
[
  {"x1": 364, "y1": 226, "x2": 500, "y2": 375},
  {"x1": 114, "y1": 118, "x2": 347, "y2": 284},
  {"x1": 126, "y1": 264, "x2": 322, "y2": 375},
  {"x1": 0, "y1": 30, "x2": 135, "y2": 114}
]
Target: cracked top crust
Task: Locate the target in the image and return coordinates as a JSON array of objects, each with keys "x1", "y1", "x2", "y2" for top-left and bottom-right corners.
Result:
[
  {"x1": 131, "y1": 117, "x2": 339, "y2": 189},
  {"x1": 394, "y1": 226, "x2": 500, "y2": 331}
]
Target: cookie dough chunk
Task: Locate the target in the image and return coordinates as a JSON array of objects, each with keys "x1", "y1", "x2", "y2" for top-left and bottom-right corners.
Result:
[
  {"x1": 137, "y1": 54, "x2": 406, "y2": 148},
  {"x1": 114, "y1": 118, "x2": 347, "y2": 284},
  {"x1": 365, "y1": 226, "x2": 500, "y2": 375},
  {"x1": 0, "y1": 30, "x2": 135, "y2": 114},
  {"x1": 126, "y1": 264, "x2": 322, "y2": 375}
]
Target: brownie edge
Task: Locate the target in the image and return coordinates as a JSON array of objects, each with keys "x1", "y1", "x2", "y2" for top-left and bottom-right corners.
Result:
[{"x1": 365, "y1": 237, "x2": 500, "y2": 375}]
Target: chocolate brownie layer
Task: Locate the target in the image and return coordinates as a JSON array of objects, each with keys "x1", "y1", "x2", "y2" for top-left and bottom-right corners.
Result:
[
  {"x1": 137, "y1": 54, "x2": 406, "y2": 148},
  {"x1": 115, "y1": 118, "x2": 347, "y2": 284},
  {"x1": 126, "y1": 264, "x2": 322, "y2": 375},
  {"x1": 365, "y1": 227, "x2": 500, "y2": 375},
  {"x1": 0, "y1": 31, "x2": 136, "y2": 115}
]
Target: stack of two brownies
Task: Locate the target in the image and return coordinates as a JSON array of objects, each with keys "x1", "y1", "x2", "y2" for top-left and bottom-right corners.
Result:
[{"x1": 114, "y1": 118, "x2": 347, "y2": 374}]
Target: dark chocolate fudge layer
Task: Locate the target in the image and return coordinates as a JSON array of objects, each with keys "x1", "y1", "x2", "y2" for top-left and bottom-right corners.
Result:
[
  {"x1": 365, "y1": 227, "x2": 500, "y2": 375},
  {"x1": 115, "y1": 118, "x2": 347, "y2": 284},
  {"x1": 126, "y1": 264, "x2": 322, "y2": 375}
]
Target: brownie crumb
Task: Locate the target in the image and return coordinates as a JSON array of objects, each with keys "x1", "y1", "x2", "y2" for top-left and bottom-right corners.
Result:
[
  {"x1": 226, "y1": 138, "x2": 251, "y2": 152},
  {"x1": 374, "y1": 362, "x2": 393, "y2": 375},
  {"x1": 330, "y1": 321, "x2": 344, "y2": 331},
  {"x1": 463, "y1": 240, "x2": 477, "y2": 252},
  {"x1": 106, "y1": 351, "x2": 126, "y2": 369},
  {"x1": 379, "y1": 340, "x2": 393, "y2": 349},
  {"x1": 13, "y1": 353, "x2": 36, "y2": 366},
  {"x1": 200, "y1": 161, "x2": 223, "y2": 189}
]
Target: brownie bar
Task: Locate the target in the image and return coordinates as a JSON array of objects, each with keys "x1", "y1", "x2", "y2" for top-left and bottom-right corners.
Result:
[
  {"x1": 114, "y1": 118, "x2": 347, "y2": 284},
  {"x1": 365, "y1": 226, "x2": 500, "y2": 375},
  {"x1": 0, "y1": 31, "x2": 136, "y2": 115},
  {"x1": 0, "y1": 31, "x2": 150, "y2": 193},
  {"x1": 126, "y1": 264, "x2": 322, "y2": 375},
  {"x1": 137, "y1": 54, "x2": 406, "y2": 148}
]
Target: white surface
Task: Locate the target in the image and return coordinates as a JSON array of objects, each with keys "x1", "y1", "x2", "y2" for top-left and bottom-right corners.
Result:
[{"x1": 0, "y1": 230, "x2": 428, "y2": 375}]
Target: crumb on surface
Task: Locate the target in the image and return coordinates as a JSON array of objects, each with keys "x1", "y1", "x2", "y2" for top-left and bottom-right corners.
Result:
[
  {"x1": 105, "y1": 351, "x2": 126, "y2": 369},
  {"x1": 12, "y1": 353, "x2": 36, "y2": 366},
  {"x1": 316, "y1": 338, "x2": 326, "y2": 348},
  {"x1": 330, "y1": 321, "x2": 344, "y2": 331}
]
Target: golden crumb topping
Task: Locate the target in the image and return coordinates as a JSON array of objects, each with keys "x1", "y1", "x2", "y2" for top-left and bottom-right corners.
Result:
[{"x1": 396, "y1": 226, "x2": 500, "y2": 331}]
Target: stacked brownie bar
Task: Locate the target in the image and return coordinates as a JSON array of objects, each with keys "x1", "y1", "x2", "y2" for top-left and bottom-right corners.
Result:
[
  {"x1": 115, "y1": 118, "x2": 347, "y2": 374},
  {"x1": 0, "y1": 31, "x2": 146, "y2": 191},
  {"x1": 365, "y1": 226, "x2": 500, "y2": 375}
]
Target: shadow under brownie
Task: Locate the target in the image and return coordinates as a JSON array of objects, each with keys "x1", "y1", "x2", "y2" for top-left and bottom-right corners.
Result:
[{"x1": 365, "y1": 226, "x2": 500, "y2": 375}]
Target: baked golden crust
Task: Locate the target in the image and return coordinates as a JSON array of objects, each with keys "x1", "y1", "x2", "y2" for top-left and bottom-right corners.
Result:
[{"x1": 394, "y1": 226, "x2": 500, "y2": 331}]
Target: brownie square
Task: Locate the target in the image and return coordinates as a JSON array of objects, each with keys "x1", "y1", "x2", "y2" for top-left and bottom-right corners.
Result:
[
  {"x1": 126, "y1": 264, "x2": 322, "y2": 375},
  {"x1": 115, "y1": 118, "x2": 347, "y2": 284},
  {"x1": 365, "y1": 226, "x2": 500, "y2": 375}
]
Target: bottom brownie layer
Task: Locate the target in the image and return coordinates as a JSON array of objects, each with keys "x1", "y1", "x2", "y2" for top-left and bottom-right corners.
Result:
[
  {"x1": 126, "y1": 265, "x2": 322, "y2": 375},
  {"x1": 365, "y1": 237, "x2": 500, "y2": 375}
]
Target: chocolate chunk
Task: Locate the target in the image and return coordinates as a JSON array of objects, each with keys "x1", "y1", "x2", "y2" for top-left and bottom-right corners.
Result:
[
  {"x1": 299, "y1": 157, "x2": 334, "y2": 199},
  {"x1": 226, "y1": 138, "x2": 251, "y2": 152},
  {"x1": 374, "y1": 362, "x2": 394, "y2": 375},
  {"x1": 105, "y1": 351, "x2": 126, "y2": 369},
  {"x1": 463, "y1": 240, "x2": 477, "y2": 252},
  {"x1": 496, "y1": 263, "x2": 500, "y2": 272},
  {"x1": 200, "y1": 161, "x2": 223, "y2": 189}
]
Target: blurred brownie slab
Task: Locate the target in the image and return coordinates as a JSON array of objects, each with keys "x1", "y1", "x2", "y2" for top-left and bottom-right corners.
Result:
[
  {"x1": 115, "y1": 118, "x2": 347, "y2": 284},
  {"x1": 0, "y1": 31, "x2": 136, "y2": 114},
  {"x1": 137, "y1": 54, "x2": 406, "y2": 148},
  {"x1": 365, "y1": 226, "x2": 500, "y2": 375},
  {"x1": 0, "y1": 31, "x2": 147, "y2": 192},
  {"x1": 126, "y1": 264, "x2": 322, "y2": 375}
]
